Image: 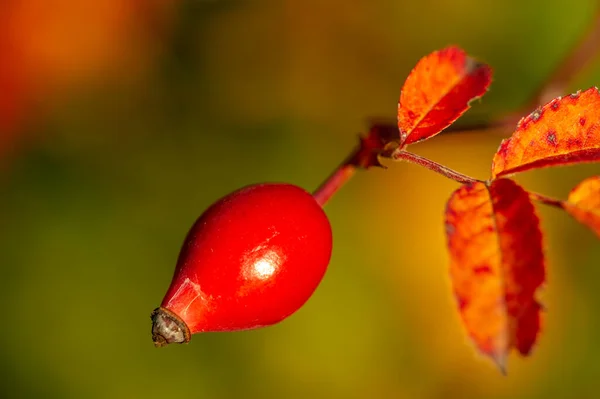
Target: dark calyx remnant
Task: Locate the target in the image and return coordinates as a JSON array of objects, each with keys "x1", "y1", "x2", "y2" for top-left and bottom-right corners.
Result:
[{"x1": 151, "y1": 307, "x2": 191, "y2": 347}]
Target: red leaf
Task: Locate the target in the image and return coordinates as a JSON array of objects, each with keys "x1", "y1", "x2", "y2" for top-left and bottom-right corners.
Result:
[
  {"x1": 397, "y1": 46, "x2": 492, "y2": 147},
  {"x1": 492, "y1": 87, "x2": 600, "y2": 178},
  {"x1": 445, "y1": 179, "x2": 545, "y2": 373},
  {"x1": 563, "y1": 175, "x2": 600, "y2": 238}
]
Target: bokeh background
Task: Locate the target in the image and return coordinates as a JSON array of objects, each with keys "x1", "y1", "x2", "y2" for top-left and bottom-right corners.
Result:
[{"x1": 1, "y1": 0, "x2": 600, "y2": 398}]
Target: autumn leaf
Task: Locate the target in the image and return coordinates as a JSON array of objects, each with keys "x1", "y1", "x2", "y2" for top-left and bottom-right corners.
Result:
[
  {"x1": 492, "y1": 87, "x2": 600, "y2": 178},
  {"x1": 563, "y1": 176, "x2": 600, "y2": 237},
  {"x1": 397, "y1": 46, "x2": 492, "y2": 147},
  {"x1": 445, "y1": 178, "x2": 545, "y2": 373}
]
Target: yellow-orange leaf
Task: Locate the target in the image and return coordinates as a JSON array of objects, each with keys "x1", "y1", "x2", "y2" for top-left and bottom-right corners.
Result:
[
  {"x1": 397, "y1": 46, "x2": 492, "y2": 146},
  {"x1": 445, "y1": 179, "x2": 545, "y2": 373},
  {"x1": 492, "y1": 87, "x2": 600, "y2": 178},
  {"x1": 563, "y1": 176, "x2": 600, "y2": 237}
]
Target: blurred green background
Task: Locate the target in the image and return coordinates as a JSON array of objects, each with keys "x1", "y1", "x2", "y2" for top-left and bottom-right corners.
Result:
[{"x1": 1, "y1": 0, "x2": 600, "y2": 398}]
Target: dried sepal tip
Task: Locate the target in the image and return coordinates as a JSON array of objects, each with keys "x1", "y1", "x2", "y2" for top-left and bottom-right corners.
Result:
[{"x1": 151, "y1": 307, "x2": 191, "y2": 347}]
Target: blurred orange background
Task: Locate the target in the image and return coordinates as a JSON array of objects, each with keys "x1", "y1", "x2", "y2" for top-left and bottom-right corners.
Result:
[{"x1": 1, "y1": 1, "x2": 599, "y2": 398}]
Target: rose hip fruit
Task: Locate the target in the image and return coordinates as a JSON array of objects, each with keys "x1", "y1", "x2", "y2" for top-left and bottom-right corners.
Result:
[{"x1": 151, "y1": 183, "x2": 333, "y2": 347}]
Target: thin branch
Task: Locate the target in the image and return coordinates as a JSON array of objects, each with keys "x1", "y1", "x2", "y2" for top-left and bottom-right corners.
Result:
[
  {"x1": 498, "y1": 7, "x2": 600, "y2": 128},
  {"x1": 530, "y1": 8, "x2": 600, "y2": 106},
  {"x1": 365, "y1": 119, "x2": 508, "y2": 137},
  {"x1": 528, "y1": 191, "x2": 565, "y2": 210},
  {"x1": 312, "y1": 163, "x2": 357, "y2": 207},
  {"x1": 391, "y1": 149, "x2": 483, "y2": 185}
]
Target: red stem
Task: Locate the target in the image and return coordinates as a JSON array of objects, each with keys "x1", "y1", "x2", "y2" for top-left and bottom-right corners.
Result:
[
  {"x1": 529, "y1": 8, "x2": 600, "y2": 107},
  {"x1": 312, "y1": 145, "x2": 484, "y2": 207},
  {"x1": 392, "y1": 151, "x2": 569, "y2": 209},
  {"x1": 528, "y1": 192, "x2": 565, "y2": 210},
  {"x1": 313, "y1": 140, "x2": 570, "y2": 215},
  {"x1": 391, "y1": 149, "x2": 482, "y2": 185},
  {"x1": 312, "y1": 163, "x2": 357, "y2": 207},
  {"x1": 498, "y1": 8, "x2": 600, "y2": 128}
]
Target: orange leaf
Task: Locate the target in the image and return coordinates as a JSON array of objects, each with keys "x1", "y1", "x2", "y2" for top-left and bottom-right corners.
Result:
[
  {"x1": 563, "y1": 176, "x2": 600, "y2": 237},
  {"x1": 492, "y1": 87, "x2": 600, "y2": 178},
  {"x1": 445, "y1": 178, "x2": 545, "y2": 373},
  {"x1": 397, "y1": 46, "x2": 492, "y2": 146}
]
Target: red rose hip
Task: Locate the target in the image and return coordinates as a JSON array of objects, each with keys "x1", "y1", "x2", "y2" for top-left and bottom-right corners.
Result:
[{"x1": 151, "y1": 183, "x2": 333, "y2": 347}]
